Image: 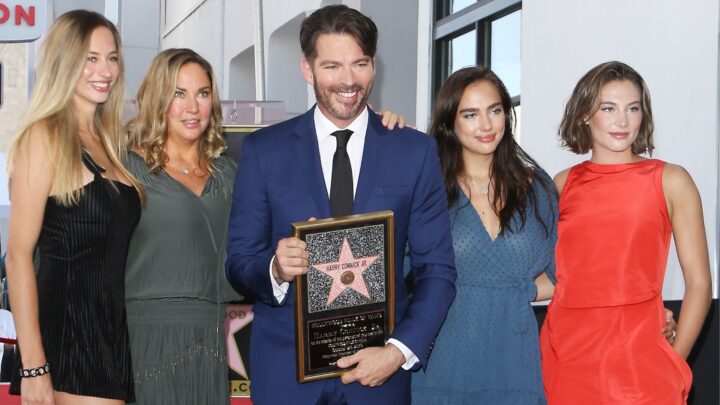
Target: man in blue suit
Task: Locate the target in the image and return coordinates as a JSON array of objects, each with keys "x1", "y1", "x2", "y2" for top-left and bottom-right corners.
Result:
[{"x1": 226, "y1": 5, "x2": 456, "y2": 404}]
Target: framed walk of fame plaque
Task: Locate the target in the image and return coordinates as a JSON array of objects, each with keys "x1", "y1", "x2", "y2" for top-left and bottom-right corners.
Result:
[{"x1": 293, "y1": 211, "x2": 395, "y2": 383}]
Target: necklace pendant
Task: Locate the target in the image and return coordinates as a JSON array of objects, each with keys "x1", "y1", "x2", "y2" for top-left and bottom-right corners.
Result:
[
  {"x1": 480, "y1": 184, "x2": 489, "y2": 195},
  {"x1": 182, "y1": 167, "x2": 190, "y2": 175}
]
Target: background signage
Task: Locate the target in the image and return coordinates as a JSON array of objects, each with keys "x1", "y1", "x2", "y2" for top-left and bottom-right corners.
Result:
[{"x1": 0, "y1": 0, "x2": 46, "y2": 42}]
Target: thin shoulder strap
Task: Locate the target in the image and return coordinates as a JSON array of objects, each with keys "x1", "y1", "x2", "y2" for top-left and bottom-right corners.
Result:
[{"x1": 81, "y1": 150, "x2": 105, "y2": 180}]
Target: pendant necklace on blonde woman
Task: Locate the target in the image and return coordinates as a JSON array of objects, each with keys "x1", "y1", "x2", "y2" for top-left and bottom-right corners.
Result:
[
  {"x1": 169, "y1": 153, "x2": 201, "y2": 176},
  {"x1": 171, "y1": 163, "x2": 197, "y2": 176},
  {"x1": 169, "y1": 161, "x2": 201, "y2": 176}
]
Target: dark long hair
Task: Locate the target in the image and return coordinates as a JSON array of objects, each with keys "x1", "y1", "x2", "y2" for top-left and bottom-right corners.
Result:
[{"x1": 430, "y1": 66, "x2": 555, "y2": 235}]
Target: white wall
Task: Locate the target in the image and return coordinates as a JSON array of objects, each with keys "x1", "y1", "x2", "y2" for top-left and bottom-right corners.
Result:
[
  {"x1": 521, "y1": 0, "x2": 720, "y2": 299},
  {"x1": 267, "y1": 12, "x2": 306, "y2": 115},
  {"x1": 415, "y1": 0, "x2": 433, "y2": 132},
  {"x1": 228, "y1": 47, "x2": 256, "y2": 100},
  {"x1": 362, "y1": 0, "x2": 418, "y2": 123},
  {"x1": 221, "y1": 0, "x2": 325, "y2": 108},
  {"x1": 161, "y1": 0, "x2": 225, "y2": 88},
  {"x1": 119, "y1": 0, "x2": 160, "y2": 97},
  {"x1": 222, "y1": 0, "x2": 255, "y2": 98}
]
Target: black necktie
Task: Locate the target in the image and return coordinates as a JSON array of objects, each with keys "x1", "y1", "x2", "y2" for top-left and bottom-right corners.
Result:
[{"x1": 330, "y1": 129, "x2": 354, "y2": 217}]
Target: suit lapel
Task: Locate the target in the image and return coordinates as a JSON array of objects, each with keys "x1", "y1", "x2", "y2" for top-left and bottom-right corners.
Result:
[
  {"x1": 354, "y1": 112, "x2": 390, "y2": 213},
  {"x1": 293, "y1": 108, "x2": 332, "y2": 218}
]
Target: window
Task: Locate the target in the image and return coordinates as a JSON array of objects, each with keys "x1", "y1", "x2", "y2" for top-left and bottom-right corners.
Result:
[
  {"x1": 433, "y1": 0, "x2": 521, "y2": 103},
  {"x1": 437, "y1": 0, "x2": 478, "y2": 18}
]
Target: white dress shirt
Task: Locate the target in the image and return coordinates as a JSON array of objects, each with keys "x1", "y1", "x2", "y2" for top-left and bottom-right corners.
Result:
[{"x1": 269, "y1": 107, "x2": 418, "y2": 369}]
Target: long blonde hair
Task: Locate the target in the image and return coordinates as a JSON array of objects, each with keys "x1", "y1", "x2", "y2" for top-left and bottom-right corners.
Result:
[
  {"x1": 8, "y1": 9, "x2": 144, "y2": 205},
  {"x1": 127, "y1": 48, "x2": 226, "y2": 173}
]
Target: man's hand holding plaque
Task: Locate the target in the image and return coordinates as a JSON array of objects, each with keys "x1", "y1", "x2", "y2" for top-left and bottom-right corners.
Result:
[
  {"x1": 272, "y1": 237, "x2": 309, "y2": 284},
  {"x1": 292, "y1": 211, "x2": 395, "y2": 383},
  {"x1": 337, "y1": 344, "x2": 406, "y2": 387},
  {"x1": 273, "y1": 217, "x2": 318, "y2": 284}
]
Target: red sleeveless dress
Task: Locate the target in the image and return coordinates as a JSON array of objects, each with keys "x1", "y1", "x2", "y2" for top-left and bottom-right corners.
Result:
[{"x1": 540, "y1": 159, "x2": 692, "y2": 405}]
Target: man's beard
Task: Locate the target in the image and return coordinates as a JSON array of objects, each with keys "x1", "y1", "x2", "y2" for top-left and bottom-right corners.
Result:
[{"x1": 313, "y1": 79, "x2": 373, "y2": 122}]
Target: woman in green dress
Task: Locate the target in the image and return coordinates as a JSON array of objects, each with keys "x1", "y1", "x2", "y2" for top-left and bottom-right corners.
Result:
[{"x1": 123, "y1": 48, "x2": 240, "y2": 404}]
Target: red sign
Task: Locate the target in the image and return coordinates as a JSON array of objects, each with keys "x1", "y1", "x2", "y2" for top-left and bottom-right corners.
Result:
[
  {"x1": 0, "y1": 3, "x2": 35, "y2": 26},
  {"x1": 0, "y1": 0, "x2": 46, "y2": 42}
]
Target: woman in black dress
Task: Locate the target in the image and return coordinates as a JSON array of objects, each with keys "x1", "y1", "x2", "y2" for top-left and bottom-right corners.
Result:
[{"x1": 5, "y1": 10, "x2": 144, "y2": 405}]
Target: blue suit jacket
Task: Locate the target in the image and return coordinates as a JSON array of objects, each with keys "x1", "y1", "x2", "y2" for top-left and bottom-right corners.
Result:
[{"x1": 226, "y1": 107, "x2": 456, "y2": 404}]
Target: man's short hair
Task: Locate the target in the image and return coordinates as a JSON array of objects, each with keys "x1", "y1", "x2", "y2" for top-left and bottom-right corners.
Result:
[{"x1": 300, "y1": 5, "x2": 378, "y2": 61}]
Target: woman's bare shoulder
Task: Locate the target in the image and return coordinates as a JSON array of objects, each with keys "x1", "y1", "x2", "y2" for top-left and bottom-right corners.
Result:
[{"x1": 553, "y1": 168, "x2": 572, "y2": 193}]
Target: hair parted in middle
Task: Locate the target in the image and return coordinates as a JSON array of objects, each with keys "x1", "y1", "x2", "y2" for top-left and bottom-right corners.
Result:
[
  {"x1": 559, "y1": 61, "x2": 655, "y2": 155},
  {"x1": 8, "y1": 9, "x2": 144, "y2": 206},
  {"x1": 127, "y1": 48, "x2": 226, "y2": 173},
  {"x1": 300, "y1": 4, "x2": 378, "y2": 61},
  {"x1": 430, "y1": 66, "x2": 555, "y2": 235}
]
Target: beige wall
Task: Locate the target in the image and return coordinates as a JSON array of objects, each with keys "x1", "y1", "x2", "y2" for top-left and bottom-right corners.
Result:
[{"x1": 0, "y1": 43, "x2": 29, "y2": 153}]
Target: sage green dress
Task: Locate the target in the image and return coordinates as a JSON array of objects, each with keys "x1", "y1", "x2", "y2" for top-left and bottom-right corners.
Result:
[{"x1": 124, "y1": 152, "x2": 241, "y2": 404}]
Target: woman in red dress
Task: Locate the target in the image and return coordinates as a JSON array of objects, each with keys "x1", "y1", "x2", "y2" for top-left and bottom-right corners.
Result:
[{"x1": 540, "y1": 61, "x2": 711, "y2": 405}]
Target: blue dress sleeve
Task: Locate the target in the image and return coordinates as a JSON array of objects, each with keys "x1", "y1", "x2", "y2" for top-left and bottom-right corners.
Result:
[{"x1": 534, "y1": 167, "x2": 559, "y2": 285}]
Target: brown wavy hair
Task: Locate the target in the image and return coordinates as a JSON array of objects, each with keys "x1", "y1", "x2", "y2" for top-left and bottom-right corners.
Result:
[
  {"x1": 559, "y1": 61, "x2": 654, "y2": 155},
  {"x1": 430, "y1": 66, "x2": 555, "y2": 235},
  {"x1": 127, "y1": 48, "x2": 225, "y2": 173}
]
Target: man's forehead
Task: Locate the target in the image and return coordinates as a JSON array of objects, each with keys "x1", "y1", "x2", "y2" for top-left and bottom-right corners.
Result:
[{"x1": 313, "y1": 33, "x2": 367, "y2": 54}]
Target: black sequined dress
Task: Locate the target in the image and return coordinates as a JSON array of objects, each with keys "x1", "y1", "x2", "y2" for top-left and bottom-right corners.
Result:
[{"x1": 10, "y1": 153, "x2": 140, "y2": 401}]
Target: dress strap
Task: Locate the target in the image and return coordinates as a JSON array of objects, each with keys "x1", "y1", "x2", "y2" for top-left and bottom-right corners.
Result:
[{"x1": 81, "y1": 150, "x2": 105, "y2": 180}]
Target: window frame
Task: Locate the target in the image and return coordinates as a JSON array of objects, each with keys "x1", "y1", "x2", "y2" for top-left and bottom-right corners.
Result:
[{"x1": 432, "y1": 0, "x2": 522, "y2": 105}]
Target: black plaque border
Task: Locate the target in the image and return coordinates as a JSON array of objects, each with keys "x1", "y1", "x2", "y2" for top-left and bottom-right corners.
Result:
[{"x1": 293, "y1": 210, "x2": 395, "y2": 383}]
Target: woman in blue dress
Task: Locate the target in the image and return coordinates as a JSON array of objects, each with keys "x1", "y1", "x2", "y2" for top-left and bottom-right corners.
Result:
[{"x1": 411, "y1": 66, "x2": 557, "y2": 405}]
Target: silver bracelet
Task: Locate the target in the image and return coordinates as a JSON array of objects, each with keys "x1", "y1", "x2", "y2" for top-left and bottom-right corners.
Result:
[{"x1": 19, "y1": 362, "x2": 50, "y2": 378}]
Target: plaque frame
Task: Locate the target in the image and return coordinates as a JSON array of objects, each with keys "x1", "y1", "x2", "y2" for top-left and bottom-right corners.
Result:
[{"x1": 293, "y1": 210, "x2": 395, "y2": 383}]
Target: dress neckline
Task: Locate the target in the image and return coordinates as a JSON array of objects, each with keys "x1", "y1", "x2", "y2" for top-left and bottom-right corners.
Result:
[
  {"x1": 457, "y1": 189, "x2": 501, "y2": 243},
  {"x1": 581, "y1": 158, "x2": 658, "y2": 173},
  {"x1": 128, "y1": 150, "x2": 213, "y2": 198},
  {"x1": 82, "y1": 150, "x2": 134, "y2": 189}
]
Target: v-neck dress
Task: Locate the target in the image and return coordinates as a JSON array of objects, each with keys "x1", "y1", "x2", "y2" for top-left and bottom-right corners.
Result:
[
  {"x1": 124, "y1": 151, "x2": 241, "y2": 404},
  {"x1": 411, "y1": 173, "x2": 557, "y2": 405}
]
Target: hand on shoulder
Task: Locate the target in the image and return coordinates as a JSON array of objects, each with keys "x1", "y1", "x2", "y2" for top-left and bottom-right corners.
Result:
[{"x1": 377, "y1": 108, "x2": 407, "y2": 130}]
